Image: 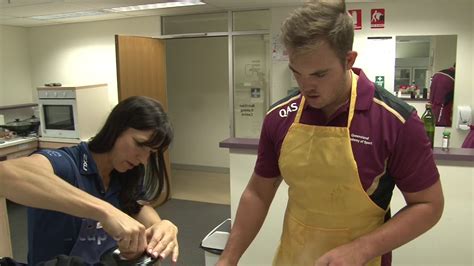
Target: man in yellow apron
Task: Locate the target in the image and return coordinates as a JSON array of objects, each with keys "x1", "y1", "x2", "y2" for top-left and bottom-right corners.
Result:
[{"x1": 218, "y1": 1, "x2": 444, "y2": 265}]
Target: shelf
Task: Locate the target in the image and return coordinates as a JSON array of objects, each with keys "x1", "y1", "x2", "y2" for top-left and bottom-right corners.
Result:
[
  {"x1": 400, "y1": 98, "x2": 429, "y2": 102},
  {"x1": 0, "y1": 103, "x2": 37, "y2": 111}
]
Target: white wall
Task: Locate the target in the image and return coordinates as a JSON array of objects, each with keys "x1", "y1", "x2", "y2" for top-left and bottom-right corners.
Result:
[
  {"x1": 0, "y1": 25, "x2": 33, "y2": 106},
  {"x1": 270, "y1": 0, "x2": 473, "y2": 147},
  {"x1": 27, "y1": 16, "x2": 161, "y2": 109},
  {"x1": 391, "y1": 161, "x2": 474, "y2": 265},
  {"x1": 432, "y1": 35, "x2": 457, "y2": 72},
  {"x1": 27, "y1": 17, "x2": 233, "y2": 169},
  {"x1": 166, "y1": 37, "x2": 229, "y2": 168}
]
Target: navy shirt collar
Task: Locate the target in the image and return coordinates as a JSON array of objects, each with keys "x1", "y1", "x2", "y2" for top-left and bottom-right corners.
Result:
[
  {"x1": 77, "y1": 142, "x2": 121, "y2": 195},
  {"x1": 77, "y1": 142, "x2": 98, "y2": 176}
]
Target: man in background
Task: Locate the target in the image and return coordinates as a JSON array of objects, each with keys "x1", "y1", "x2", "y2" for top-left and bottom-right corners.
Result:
[{"x1": 430, "y1": 64, "x2": 455, "y2": 126}]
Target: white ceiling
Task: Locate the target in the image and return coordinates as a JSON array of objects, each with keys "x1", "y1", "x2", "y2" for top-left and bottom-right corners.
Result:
[
  {"x1": 0, "y1": 0, "x2": 299, "y2": 27},
  {"x1": 0, "y1": 0, "x2": 376, "y2": 28}
]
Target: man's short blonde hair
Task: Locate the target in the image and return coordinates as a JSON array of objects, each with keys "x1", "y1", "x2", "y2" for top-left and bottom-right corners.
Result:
[{"x1": 281, "y1": 0, "x2": 354, "y2": 65}]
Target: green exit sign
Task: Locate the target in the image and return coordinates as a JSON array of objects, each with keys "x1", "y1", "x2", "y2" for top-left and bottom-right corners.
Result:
[{"x1": 375, "y1": 76, "x2": 385, "y2": 87}]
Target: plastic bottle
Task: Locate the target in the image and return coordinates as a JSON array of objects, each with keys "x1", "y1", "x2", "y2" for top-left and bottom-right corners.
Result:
[
  {"x1": 442, "y1": 130, "x2": 451, "y2": 151},
  {"x1": 421, "y1": 103, "x2": 435, "y2": 148}
]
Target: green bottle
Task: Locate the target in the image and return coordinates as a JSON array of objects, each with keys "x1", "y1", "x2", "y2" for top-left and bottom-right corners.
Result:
[{"x1": 421, "y1": 103, "x2": 435, "y2": 148}]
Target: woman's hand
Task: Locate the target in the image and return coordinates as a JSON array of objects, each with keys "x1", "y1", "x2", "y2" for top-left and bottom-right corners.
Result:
[
  {"x1": 100, "y1": 206, "x2": 147, "y2": 260},
  {"x1": 145, "y1": 219, "x2": 179, "y2": 263}
]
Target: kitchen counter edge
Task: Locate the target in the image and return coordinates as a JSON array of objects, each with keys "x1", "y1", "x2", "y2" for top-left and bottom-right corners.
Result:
[{"x1": 219, "y1": 138, "x2": 474, "y2": 163}]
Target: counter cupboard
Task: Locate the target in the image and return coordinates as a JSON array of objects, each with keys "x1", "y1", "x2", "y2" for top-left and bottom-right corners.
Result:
[
  {"x1": 0, "y1": 138, "x2": 78, "y2": 258},
  {"x1": 0, "y1": 138, "x2": 38, "y2": 258},
  {"x1": 0, "y1": 138, "x2": 79, "y2": 160},
  {"x1": 0, "y1": 138, "x2": 38, "y2": 160}
]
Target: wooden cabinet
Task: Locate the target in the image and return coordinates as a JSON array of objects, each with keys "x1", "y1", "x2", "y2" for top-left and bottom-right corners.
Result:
[
  {"x1": 0, "y1": 197, "x2": 12, "y2": 258},
  {"x1": 0, "y1": 141, "x2": 36, "y2": 258},
  {"x1": 38, "y1": 140, "x2": 79, "y2": 149}
]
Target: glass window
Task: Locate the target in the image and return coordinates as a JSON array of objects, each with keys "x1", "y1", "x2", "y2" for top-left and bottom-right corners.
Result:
[
  {"x1": 233, "y1": 35, "x2": 269, "y2": 138},
  {"x1": 162, "y1": 13, "x2": 227, "y2": 35},
  {"x1": 413, "y1": 68, "x2": 428, "y2": 89},
  {"x1": 395, "y1": 68, "x2": 411, "y2": 91},
  {"x1": 233, "y1": 10, "x2": 270, "y2": 31}
]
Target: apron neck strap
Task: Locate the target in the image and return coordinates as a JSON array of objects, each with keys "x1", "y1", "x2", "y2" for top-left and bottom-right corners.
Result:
[
  {"x1": 295, "y1": 96, "x2": 305, "y2": 123},
  {"x1": 347, "y1": 70, "x2": 358, "y2": 128}
]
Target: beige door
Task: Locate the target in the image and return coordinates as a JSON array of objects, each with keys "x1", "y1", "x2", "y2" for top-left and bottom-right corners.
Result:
[{"x1": 115, "y1": 35, "x2": 171, "y2": 203}]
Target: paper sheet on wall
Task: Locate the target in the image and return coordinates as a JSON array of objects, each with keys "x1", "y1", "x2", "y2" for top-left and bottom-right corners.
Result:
[{"x1": 272, "y1": 34, "x2": 288, "y2": 61}]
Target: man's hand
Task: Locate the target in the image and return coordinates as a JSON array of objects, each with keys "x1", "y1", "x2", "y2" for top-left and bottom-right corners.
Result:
[
  {"x1": 215, "y1": 258, "x2": 237, "y2": 266},
  {"x1": 315, "y1": 240, "x2": 369, "y2": 266},
  {"x1": 145, "y1": 220, "x2": 179, "y2": 263}
]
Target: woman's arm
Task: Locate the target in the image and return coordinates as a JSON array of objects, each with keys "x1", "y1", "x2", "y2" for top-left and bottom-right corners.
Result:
[{"x1": 0, "y1": 154, "x2": 147, "y2": 253}]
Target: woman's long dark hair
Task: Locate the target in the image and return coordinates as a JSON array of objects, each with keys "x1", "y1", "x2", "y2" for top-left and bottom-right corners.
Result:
[{"x1": 89, "y1": 96, "x2": 173, "y2": 215}]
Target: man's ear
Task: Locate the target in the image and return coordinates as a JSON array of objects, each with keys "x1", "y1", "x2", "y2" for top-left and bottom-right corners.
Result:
[{"x1": 345, "y1": 51, "x2": 358, "y2": 70}]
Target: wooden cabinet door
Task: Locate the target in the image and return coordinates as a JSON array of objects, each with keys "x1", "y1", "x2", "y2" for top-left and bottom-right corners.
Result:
[
  {"x1": 0, "y1": 197, "x2": 12, "y2": 258},
  {"x1": 115, "y1": 35, "x2": 167, "y2": 106},
  {"x1": 115, "y1": 35, "x2": 171, "y2": 203}
]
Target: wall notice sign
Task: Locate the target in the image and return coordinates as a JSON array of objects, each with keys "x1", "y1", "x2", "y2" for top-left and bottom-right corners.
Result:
[
  {"x1": 239, "y1": 104, "x2": 255, "y2": 117},
  {"x1": 370, "y1": 8, "x2": 385, "y2": 29},
  {"x1": 251, "y1": 88, "x2": 261, "y2": 98},
  {"x1": 375, "y1": 76, "x2": 385, "y2": 88},
  {"x1": 272, "y1": 34, "x2": 289, "y2": 61},
  {"x1": 349, "y1": 9, "x2": 362, "y2": 30}
]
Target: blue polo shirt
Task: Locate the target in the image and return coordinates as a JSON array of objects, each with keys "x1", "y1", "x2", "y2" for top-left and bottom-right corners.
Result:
[{"x1": 27, "y1": 142, "x2": 122, "y2": 265}]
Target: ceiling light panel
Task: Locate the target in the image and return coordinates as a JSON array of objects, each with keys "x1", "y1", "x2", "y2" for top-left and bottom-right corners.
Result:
[
  {"x1": 30, "y1": 10, "x2": 107, "y2": 20},
  {"x1": 105, "y1": 0, "x2": 205, "y2": 12}
]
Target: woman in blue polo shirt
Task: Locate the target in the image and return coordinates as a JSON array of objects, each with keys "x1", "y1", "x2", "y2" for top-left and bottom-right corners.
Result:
[{"x1": 27, "y1": 96, "x2": 178, "y2": 265}]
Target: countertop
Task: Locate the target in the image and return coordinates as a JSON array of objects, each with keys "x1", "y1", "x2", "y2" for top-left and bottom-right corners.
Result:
[
  {"x1": 38, "y1": 137, "x2": 82, "y2": 144},
  {"x1": 220, "y1": 138, "x2": 474, "y2": 163},
  {"x1": 0, "y1": 136, "x2": 37, "y2": 149}
]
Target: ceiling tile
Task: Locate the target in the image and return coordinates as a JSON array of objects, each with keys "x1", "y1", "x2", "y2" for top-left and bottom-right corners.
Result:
[
  {"x1": 0, "y1": 2, "x2": 92, "y2": 17},
  {"x1": 118, "y1": 4, "x2": 222, "y2": 17},
  {"x1": 0, "y1": 0, "x2": 58, "y2": 9},
  {"x1": 0, "y1": 17, "x2": 60, "y2": 27},
  {"x1": 0, "y1": 0, "x2": 380, "y2": 27}
]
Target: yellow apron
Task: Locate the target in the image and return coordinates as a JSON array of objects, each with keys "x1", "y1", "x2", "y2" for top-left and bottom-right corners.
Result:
[{"x1": 274, "y1": 73, "x2": 387, "y2": 266}]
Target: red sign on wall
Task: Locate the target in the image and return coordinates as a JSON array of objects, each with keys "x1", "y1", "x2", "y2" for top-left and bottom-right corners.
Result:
[
  {"x1": 370, "y1": 8, "x2": 385, "y2": 29},
  {"x1": 348, "y1": 9, "x2": 362, "y2": 30}
]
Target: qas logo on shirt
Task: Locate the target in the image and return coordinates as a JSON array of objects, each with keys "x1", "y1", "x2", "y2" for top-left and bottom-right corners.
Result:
[{"x1": 279, "y1": 103, "x2": 298, "y2": 118}]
